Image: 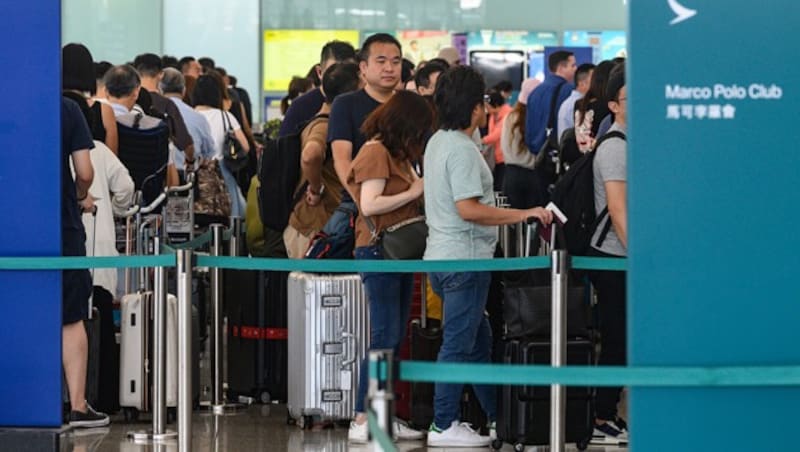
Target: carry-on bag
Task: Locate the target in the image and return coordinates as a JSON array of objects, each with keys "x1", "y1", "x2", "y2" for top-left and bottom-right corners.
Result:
[
  {"x1": 286, "y1": 272, "x2": 368, "y2": 428},
  {"x1": 494, "y1": 338, "x2": 595, "y2": 450},
  {"x1": 118, "y1": 207, "x2": 200, "y2": 422},
  {"x1": 493, "y1": 219, "x2": 595, "y2": 451},
  {"x1": 503, "y1": 220, "x2": 591, "y2": 339},
  {"x1": 226, "y1": 269, "x2": 288, "y2": 403}
]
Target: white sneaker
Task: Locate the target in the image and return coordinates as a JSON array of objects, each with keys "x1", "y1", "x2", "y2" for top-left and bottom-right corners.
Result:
[
  {"x1": 427, "y1": 421, "x2": 491, "y2": 448},
  {"x1": 393, "y1": 419, "x2": 425, "y2": 441},
  {"x1": 348, "y1": 420, "x2": 368, "y2": 444},
  {"x1": 591, "y1": 420, "x2": 629, "y2": 446}
]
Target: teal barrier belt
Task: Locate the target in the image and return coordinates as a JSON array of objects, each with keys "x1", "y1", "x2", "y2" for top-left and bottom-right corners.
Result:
[
  {"x1": 169, "y1": 229, "x2": 214, "y2": 250},
  {"x1": 0, "y1": 254, "x2": 174, "y2": 270},
  {"x1": 367, "y1": 411, "x2": 398, "y2": 452},
  {"x1": 197, "y1": 256, "x2": 551, "y2": 273},
  {"x1": 0, "y1": 253, "x2": 627, "y2": 273},
  {"x1": 398, "y1": 361, "x2": 800, "y2": 387},
  {"x1": 572, "y1": 256, "x2": 627, "y2": 271}
]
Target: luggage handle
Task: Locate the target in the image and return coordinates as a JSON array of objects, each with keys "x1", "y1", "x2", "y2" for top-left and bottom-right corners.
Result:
[
  {"x1": 85, "y1": 206, "x2": 98, "y2": 320},
  {"x1": 420, "y1": 276, "x2": 428, "y2": 329},
  {"x1": 340, "y1": 331, "x2": 357, "y2": 369}
]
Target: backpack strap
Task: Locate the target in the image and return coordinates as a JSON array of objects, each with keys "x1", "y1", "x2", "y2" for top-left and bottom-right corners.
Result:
[
  {"x1": 592, "y1": 130, "x2": 627, "y2": 249},
  {"x1": 546, "y1": 82, "x2": 567, "y2": 134}
]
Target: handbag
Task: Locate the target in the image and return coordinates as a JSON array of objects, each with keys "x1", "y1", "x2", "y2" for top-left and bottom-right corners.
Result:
[
  {"x1": 365, "y1": 215, "x2": 428, "y2": 260},
  {"x1": 221, "y1": 110, "x2": 248, "y2": 173},
  {"x1": 193, "y1": 159, "x2": 231, "y2": 219}
]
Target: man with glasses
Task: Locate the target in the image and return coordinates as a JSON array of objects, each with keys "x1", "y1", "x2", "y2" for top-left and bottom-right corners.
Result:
[{"x1": 588, "y1": 66, "x2": 629, "y2": 446}]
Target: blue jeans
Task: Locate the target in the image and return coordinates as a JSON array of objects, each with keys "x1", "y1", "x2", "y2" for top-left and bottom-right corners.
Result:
[
  {"x1": 429, "y1": 271, "x2": 496, "y2": 428},
  {"x1": 354, "y1": 245, "x2": 414, "y2": 414},
  {"x1": 219, "y1": 159, "x2": 246, "y2": 218}
]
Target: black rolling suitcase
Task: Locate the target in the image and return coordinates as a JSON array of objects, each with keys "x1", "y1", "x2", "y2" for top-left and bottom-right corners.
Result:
[
  {"x1": 495, "y1": 338, "x2": 595, "y2": 450},
  {"x1": 493, "y1": 219, "x2": 595, "y2": 451},
  {"x1": 409, "y1": 278, "x2": 488, "y2": 432},
  {"x1": 225, "y1": 269, "x2": 288, "y2": 403}
]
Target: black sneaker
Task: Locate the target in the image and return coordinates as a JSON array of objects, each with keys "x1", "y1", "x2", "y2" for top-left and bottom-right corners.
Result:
[{"x1": 68, "y1": 404, "x2": 110, "y2": 428}]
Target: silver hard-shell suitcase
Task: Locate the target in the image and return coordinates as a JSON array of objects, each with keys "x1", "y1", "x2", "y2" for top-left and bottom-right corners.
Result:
[{"x1": 287, "y1": 272, "x2": 369, "y2": 427}]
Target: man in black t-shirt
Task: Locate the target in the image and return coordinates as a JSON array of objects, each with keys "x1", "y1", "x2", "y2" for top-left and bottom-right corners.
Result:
[
  {"x1": 61, "y1": 97, "x2": 110, "y2": 428},
  {"x1": 278, "y1": 41, "x2": 357, "y2": 138},
  {"x1": 328, "y1": 33, "x2": 402, "y2": 201}
]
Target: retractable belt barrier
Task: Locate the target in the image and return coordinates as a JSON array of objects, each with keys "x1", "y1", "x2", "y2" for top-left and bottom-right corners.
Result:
[{"x1": 12, "y1": 243, "x2": 800, "y2": 451}]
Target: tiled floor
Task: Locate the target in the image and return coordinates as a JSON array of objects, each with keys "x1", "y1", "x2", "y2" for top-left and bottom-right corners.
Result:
[{"x1": 59, "y1": 405, "x2": 627, "y2": 452}]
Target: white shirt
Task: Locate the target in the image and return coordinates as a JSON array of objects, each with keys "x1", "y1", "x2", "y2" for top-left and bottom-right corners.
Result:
[
  {"x1": 197, "y1": 109, "x2": 242, "y2": 160},
  {"x1": 557, "y1": 89, "x2": 584, "y2": 144},
  {"x1": 501, "y1": 110, "x2": 537, "y2": 169},
  {"x1": 71, "y1": 141, "x2": 135, "y2": 295}
]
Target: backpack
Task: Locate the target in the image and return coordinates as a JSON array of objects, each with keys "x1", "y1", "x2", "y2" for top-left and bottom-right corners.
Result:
[
  {"x1": 303, "y1": 201, "x2": 356, "y2": 259},
  {"x1": 258, "y1": 114, "x2": 329, "y2": 232},
  {"x1": 549, "y1": 130, "x2": 626, "y2": 255},
  {"x1": 116, "y1": 112, "x2": 171, "y2": 205}
]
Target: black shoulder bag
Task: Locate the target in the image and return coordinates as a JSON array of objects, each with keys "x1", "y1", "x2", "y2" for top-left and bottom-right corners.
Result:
[{"x1": 221, "y1": 110, "x2": 249, "y2": 173}]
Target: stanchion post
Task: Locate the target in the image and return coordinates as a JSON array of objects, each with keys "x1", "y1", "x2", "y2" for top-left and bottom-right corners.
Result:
[
  {"x1": 177, "y1": 249, "x2": 193, "y2": 452},
  {"x1": 203, "y1": 223, "x2": 243, "y2": 414},
  {"x1": 209, "y1": 224, "x2": 224, "y2": 408},
  {"x1": 368, "y1": 350, "x2": 394, "y2": 450},
  {"x1": 128, "y1": 237, "x2": 177, "y2": 442},
  {"x1": 550, "y1": 249, "x2": 568, "y2": 452}
]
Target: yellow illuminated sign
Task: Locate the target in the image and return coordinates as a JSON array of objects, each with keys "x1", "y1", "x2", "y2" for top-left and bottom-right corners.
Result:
[{"x1": 263, "y1": 29, "x2": 360, "y2": 92}]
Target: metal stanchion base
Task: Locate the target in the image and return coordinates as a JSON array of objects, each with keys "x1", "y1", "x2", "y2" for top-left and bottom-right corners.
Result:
[
  {"x1": 198, "y1": 400, "x2": 246, "y2": 415},
  {"x1": 127, "y1": 429, "x2": 178, "y2": 443}
]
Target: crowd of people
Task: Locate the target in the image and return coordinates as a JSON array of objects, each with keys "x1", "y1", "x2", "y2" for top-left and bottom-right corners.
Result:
[
  {"x1": 277, "y1": 34, "x2": 627, "y2": 448},
  {"x1": 60, "y1": 43, "x2": 257, "y2": 429},
  {"x1": 59, "y1": 33, "x2": 628, "y2": 449}
]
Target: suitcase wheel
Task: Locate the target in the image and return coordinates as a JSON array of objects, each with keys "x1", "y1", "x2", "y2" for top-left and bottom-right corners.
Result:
[
  {"x1": 514, "y1": 443, "x2": 525, "y2": 452},
  {"x1": 576, "y1": 437, "x2": 589, "y2": 451},
  {"x1": 286, "y1": 412, "x2": 296, "y2": 426},
  {"x1": 122, "y1": 407, "x2": 139, "y2": 423},
  {"x1": 298, "y1": 414, "x2": 314, "y2": 430},
  {"x1": 491, "y1": 439, "x2": 503, "y2": 450},
  {"x1": 259, "y1": 391, "x2": 272, "y2": 404}
]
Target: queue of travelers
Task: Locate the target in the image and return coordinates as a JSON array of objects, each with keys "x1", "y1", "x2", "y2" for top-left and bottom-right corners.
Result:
[{"x1": 59, "y1": 35, "x2": 627, "y2": 449}]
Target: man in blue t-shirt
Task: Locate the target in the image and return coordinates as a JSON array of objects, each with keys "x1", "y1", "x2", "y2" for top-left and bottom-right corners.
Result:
[
  {"x1": 278, "y1": 41, "x2": 357, "y2": 138},
  {"x1": 328, "y1": 33, "x2": 402, "y2": 202},
  {"x1": 61, "y1": 97, "x2": 110, "y2": 428},
  {"x1": 524, "y1": 50, "x2": 576, "y2": 153}
]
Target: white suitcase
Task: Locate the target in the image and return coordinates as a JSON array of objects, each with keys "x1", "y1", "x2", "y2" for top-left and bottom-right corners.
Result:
[
  {"x1": 119, "y1": 292, "x2": 179, "y2": 418},
  {"x1": 287, "y1": 272, "x2": 369, "y2": 427}
]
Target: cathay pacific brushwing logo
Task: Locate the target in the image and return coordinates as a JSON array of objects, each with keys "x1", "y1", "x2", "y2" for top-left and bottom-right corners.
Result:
[{"x1": 668, "y1": 0, "x2": 697, "y2": 25}]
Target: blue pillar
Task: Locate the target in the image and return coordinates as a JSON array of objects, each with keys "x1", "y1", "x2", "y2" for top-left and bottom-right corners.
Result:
[
  {"x1": 629, "y1": 1, "x2": 800, "y2": 450},
  {"x1": 0, "y1": 0, "x2": 63, "y2": 428}
]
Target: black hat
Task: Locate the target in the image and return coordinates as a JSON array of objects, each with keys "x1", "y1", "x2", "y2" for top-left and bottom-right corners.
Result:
[{"x1": 62, "y1": 43, "x2": 95, "y2": 93}]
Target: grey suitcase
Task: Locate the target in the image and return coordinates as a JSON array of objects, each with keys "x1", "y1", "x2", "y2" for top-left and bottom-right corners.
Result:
[{"x1": 286, "y1": 272, "x2": 368, "y2": 428}]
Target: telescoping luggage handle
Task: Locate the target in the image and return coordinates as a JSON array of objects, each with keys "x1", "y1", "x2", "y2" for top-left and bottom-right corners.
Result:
[
  {"x1": 523, "y1": 215, "x2": 569, "y2": 452},
  {"x1": 86, "y1": 205, "x2": 98, "y2": 320}
]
